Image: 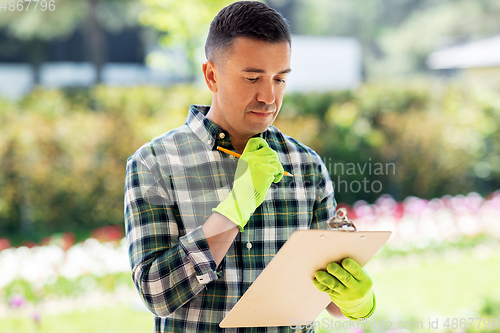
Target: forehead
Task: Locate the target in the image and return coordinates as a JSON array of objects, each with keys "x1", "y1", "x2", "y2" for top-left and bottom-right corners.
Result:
[{"x1": 222, "y1": 37, "x2": 291, "y2": 73}]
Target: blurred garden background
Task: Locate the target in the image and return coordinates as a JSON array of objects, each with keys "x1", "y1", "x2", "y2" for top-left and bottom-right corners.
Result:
[{"x1": 1, "y1": 0, "x2": 500, "y2": 332}]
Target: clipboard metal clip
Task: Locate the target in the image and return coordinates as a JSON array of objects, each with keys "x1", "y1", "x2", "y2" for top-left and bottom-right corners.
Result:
[{"x1": 327, "y1": 207, "x2": 357, "y2": 232}]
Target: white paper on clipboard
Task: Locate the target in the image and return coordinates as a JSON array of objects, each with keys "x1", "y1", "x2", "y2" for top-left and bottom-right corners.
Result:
[{"x1": 219, "y1": 229, "x2": 391, "y2": 328}]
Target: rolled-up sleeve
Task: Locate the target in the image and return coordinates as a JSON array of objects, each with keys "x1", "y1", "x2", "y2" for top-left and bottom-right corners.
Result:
[{"x1": 124, "y1": 151, "x2": 218, "y2": 318}]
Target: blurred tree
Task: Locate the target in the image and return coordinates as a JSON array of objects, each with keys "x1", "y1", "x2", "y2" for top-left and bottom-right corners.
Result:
[
  {"x1": 374, "y1": 0, "x2": 500, "y2": 78},
  {"x1": 294, "y1": 0, "x2": 433, "y2": 78},
  {"x1": 294, "y1": 0, "x2": 500, "y2": 79},
  {"x1": 0, "y1": 0, "x2": 141, "y2": 83},
  {"x1": 138, "y1": 0, "x2": 234, "y2": 82}
]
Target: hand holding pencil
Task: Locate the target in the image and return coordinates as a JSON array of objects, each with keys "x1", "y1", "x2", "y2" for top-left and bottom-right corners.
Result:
[
  {"x1": 217, "y1": 146, "x2": 293, "y2": 177},
  {"x1": 213, "y1": 138, "x2": 288, "y2": 231}
]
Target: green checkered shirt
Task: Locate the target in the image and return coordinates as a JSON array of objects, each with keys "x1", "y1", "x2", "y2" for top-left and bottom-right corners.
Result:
[{"x1": 124, "y1": 105, "x2": 337, "y2": 332}]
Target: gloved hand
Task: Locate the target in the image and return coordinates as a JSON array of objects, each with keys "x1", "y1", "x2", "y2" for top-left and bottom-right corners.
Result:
[
  {"x1": 313, "y1": 258, "x2": 375, "y2": 320},
  {"x1": 213, "y1": 137, "x2": 284, "y2": 231}
]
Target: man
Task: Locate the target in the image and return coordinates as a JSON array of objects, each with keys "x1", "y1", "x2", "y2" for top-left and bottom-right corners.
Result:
[{"x1": 124, "y1": 1, "x2": 375, "y2": 332}]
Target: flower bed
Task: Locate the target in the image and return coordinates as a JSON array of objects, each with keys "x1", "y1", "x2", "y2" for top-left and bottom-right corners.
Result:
[
  {"x1": 1, "y1": 191, "x2": 499, "y2": 328},
  {"x1": 339, "y1": 191, "x2": 500, "y2": 255}
]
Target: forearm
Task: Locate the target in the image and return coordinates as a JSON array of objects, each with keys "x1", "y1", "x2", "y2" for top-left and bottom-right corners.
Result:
[
  {"x1": 326, "y1": 302, "x2": 346, "y2": 319},
  {"x1": 131, "y1": 214, "x2": 237, "y2": 316},
  {"x1": 130, "y1": 225, "x2": 217, "y2": 317},
  {"x1": 202, "y1": 212, "x2": 239, "y2": 266},
  {"x1": 132, "y1": 242, "x2": 207, "y2": 317}
]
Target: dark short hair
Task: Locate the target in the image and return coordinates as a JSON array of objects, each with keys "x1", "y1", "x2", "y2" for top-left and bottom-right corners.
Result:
[{"x1": 205, "y1": 1, "x2": 291, "y2": 64}]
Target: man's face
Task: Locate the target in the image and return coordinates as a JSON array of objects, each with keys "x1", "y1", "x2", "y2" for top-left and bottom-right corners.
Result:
[{"x1": 207, "y1": 37, "x2": 291, "y2": 139}]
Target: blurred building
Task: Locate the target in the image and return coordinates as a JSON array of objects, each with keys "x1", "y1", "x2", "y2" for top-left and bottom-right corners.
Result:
[
  {"x1": 287, "y1": 35, "x2": 362, "y2": 92},
  {"x1": 427, "y1": 35, "x2": 500, "y2": 88},
  {"x1": 0, "y1": 28, "x2": 175, "y2": 99},
  {"x1": 0, "y1": 30, "x2": 362, "y2": 99}
]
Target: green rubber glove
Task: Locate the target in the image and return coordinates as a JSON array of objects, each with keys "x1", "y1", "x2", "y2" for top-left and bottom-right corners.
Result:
[
  {"x1": 213, "y1": 137, "x2": 284, "y2": 231},
  {"x1": 313, "y1": 258, "x2": 376, "y2": 320}
]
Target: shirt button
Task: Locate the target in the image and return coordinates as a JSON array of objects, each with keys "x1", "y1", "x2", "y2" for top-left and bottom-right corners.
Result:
[
  {"x1": 219, "y1": 132, "x2": 226, "y2": 139},
  {"x1": 208, "y1": 139, "x2": 213, "y2": 145},
  {"x1": 230, "y1": 155, "x2": 236, "y2": 160},
  {"x1": 246, "y1": 242, "x2": 252, "y2": 250}
]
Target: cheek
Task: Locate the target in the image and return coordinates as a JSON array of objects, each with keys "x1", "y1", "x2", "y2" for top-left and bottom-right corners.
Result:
[
  {"x1": 275, "y1": 91, "x2": 285, "y2": 108},
  {"x1": 221, "y1": 80, "x2": 243, "y2": 100},
  {"x1": 229, "y1": 86, "x2": 254, "y2": 108}
]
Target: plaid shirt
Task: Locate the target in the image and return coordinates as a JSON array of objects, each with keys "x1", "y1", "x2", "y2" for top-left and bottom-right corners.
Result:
[{"x1": 124, "y1": 105, "x2": 337, "y2": 333}]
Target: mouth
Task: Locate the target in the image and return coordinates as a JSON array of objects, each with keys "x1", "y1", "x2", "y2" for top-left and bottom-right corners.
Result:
[{"x1": 250, "y1": 111, "x2": 273, "y2": 117}]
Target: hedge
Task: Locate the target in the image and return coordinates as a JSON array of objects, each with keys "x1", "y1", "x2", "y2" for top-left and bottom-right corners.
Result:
[{"x1": 1, "y1": 82, "x2": 499, "y2": 243}]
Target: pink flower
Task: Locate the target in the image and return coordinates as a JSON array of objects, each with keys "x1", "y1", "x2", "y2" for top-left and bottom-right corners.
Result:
[
  {"x1": 353, "y1": 200, "x2": 373, "y2": 220},
  {"x1": 0, "y1": 238, "x2": 11, "y2": 251},
  {"x1": 32, "y1": 310, "x2": 41, "y2": 325},
  {"x1": 374, "y1": 194, "x2": 398, "y2": 216},
  {"x1": 403, "y1": 196, "x2": 429, "y2": 216},
  {"x1": 9, "y1": 294, "x2": 26, "y2": 308}
]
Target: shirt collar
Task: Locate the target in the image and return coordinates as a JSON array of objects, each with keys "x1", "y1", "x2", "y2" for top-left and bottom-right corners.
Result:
[{"x1": 186, "y1": 105, "x2": 267, "y2": 150}]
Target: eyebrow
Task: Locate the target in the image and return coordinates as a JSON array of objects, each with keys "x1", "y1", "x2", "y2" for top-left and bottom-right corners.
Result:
[{"x1": 242, "y1": 67, "x2": 292, "y2": 75}]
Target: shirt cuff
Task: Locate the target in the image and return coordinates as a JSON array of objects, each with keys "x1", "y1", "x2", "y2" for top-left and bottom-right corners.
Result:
[{"x1": 179, "y1": 226, "x2": 218, "y2": 285}]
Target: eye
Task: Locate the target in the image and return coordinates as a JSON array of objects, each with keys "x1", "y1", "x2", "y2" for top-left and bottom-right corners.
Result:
[
  {"x1": 246, "y1": 77, "x2": 258, "y2": 82},
  {"x1": 275, "y1": 78, "x2": 286, "y2": 84}
]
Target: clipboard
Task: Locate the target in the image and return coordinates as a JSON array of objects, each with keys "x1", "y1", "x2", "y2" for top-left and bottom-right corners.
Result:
[{"x1": 220, "y1": 209, "x2": 391, "y2": 328}]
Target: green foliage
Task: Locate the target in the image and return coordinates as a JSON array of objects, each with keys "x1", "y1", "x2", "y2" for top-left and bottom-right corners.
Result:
[
  {"x1": 0, "y1": 0, "x2": 86, "y2": 40},
  {"x1": 0, "y1": 0, "x2": 139, "y2": 40},
  {"x1": 276, "y1": 81, "x2": 500, "y2": 203},
  {"x1": 1, "y1": 82, "x2": 499, "y2": 242},
  {"x1": 139, "y1": 0, "x2": 235, "y2": 79},
  {"x1": 0, "y1": 85, "x2": 211, "y2": 243}
]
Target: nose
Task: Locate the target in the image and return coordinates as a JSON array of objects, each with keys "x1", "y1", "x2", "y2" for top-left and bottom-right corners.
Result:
[{"x1": 256, "y1": 80, "x2": 275, "y2": 105}]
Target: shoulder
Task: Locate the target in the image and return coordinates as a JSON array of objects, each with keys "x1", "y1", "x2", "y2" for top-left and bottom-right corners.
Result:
[{"x1": 127, "y1": 124, "x2": 193, "y2": 169}]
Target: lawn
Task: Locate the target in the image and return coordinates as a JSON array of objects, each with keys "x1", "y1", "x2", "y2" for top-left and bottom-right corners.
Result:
[
  {"x1": 316, "y1": 248, "x2": 500, "y2": 332},
  {"x1": 1, "y1": 249, "x2": 499, "y2": 333},
  {"x1": 0, "y1": 305, "x2": 153, "y2": 333},
  {"x1": 371, "y1": 251, "x2": 500, "y2": 319}
]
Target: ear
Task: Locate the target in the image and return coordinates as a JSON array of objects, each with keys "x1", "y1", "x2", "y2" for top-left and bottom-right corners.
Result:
[{"x1": 202, "y1": 60, "x2": 218, "y2": 93}]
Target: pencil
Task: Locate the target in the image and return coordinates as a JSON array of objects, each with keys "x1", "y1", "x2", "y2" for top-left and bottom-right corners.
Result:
[{"x1": 217, "y1": 146, "x2": 293, "y2": 177}]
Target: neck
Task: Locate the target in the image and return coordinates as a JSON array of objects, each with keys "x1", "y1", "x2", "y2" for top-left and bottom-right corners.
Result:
[
  {"x1": 206, "y1": 103, "x2": 253, "y2": 154},
  {"x1": 228, "y1": 136, "x2": 250, "y2": 155}
]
